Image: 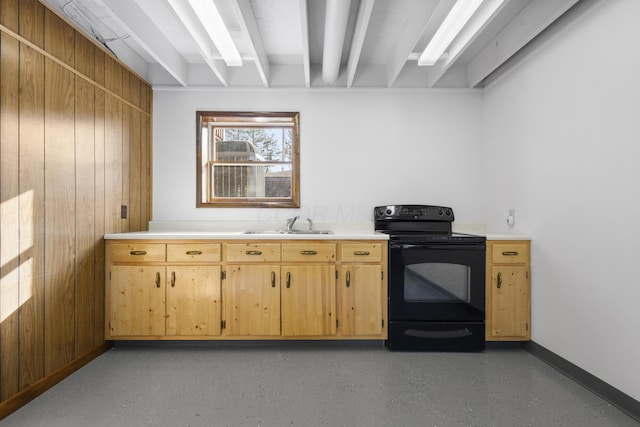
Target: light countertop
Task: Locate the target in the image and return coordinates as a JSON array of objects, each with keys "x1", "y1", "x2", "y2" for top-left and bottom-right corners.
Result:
[{"x1": 104, "y1": 221, "x2": 531, "y2": 241}]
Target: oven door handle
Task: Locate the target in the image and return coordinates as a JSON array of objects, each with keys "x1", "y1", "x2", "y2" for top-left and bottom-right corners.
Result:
[{"x1": 390, "y1": 243, "x2": 484, "y2": 251}]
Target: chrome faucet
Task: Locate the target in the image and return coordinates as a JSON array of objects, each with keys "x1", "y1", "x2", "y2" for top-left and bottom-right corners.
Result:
[
  {"x1": 286, "y1": 215, "x2": 299, "y2": 231},
  {"x1": 306, "y1": 218, "x2": 313, "y2": 231}
]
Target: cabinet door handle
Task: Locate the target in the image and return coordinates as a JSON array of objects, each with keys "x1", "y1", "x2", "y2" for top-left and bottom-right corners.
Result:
[
  {"x1": 155, "y1": 272, "x2": 161, "y2": 288},
  {"x1": 246, "y1": 250, "x2": 262, "y2": 255},
  {"x1": 286, "y1": 272, "x2": 291, "y2": 288},
  {"x1": 170, "y1": 271, "x2": 176, "y2": 287},
  {"x1": 300, "y1": 250, "x2": 317, "y2": 255},
  {"x1": 271, "y1": 271, "x2": 276, "y2": 288},
  {"x1": 353, "y1": 251, "x2": 370, "y2": 256},
  {"x1": 130, "y1": 250, "x2": 147, "y2": 255},
  {"x1": 186, "y1": 250, "x2": 203, "y2": 256},
  {"x1": 346, "y1": 271, "x2": 351, "y2": 288},
  {"x1": 502, "y1": 251, "x2": 519, "y2": 256},
  {"x1": 497, "y1": 272, "x2": 502, "y2": 289}
]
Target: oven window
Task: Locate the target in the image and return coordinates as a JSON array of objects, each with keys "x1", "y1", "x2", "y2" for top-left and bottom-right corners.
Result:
[{"x1": 404, "y1": 263, "x2": 470, "y2": 303}]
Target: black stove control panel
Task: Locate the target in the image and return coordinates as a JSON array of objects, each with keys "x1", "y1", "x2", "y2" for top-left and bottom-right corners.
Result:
[{"x1": 374, "y1": 205, "x2": 454, "y2": 222}]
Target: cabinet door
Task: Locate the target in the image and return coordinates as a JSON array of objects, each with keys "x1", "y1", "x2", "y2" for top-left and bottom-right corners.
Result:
[
  {"x1": 225, "y1": 265, "x2": 281, "y2": 336},
  {"x1": 338, "y1": 265, "x2": 383, "y2": 336},
  {"x1": 281, "y1": 266, "x2": 336, "y2": 336},
  {"x1": 166, "y1": 266, "x2": 222, "y2": 336},
  {"x1": 490, "y1": 265, "x2": 530, "y2": 338},
  {"x1": 109, "y1": 266, "x2": 165, "y2": 336}
]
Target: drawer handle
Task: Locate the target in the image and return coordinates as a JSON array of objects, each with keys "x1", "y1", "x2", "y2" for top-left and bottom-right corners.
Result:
[
  {"x1": 170, "y1": 271, "x2": 176, "y2": 287},
  {"x1": 246, "y1": 250, "x2": 263, "y2": 255},
  {"x1": 300, "y1": 250, "x2": 317, "y2": 255},
  {"x1": 186, "y1": 250, "x2": 203, "y2": 256},
  {"x1": 497, "y1": 272, "x2": 502, "y2": 289},
  {"x1": 130, "y1": 250, "x2": 147, "y2": 256},
  {"x1": 502, "y1": 251, "x2": 519, "y2": 256},
  {"x1": 346, "y1": 271, "x2": 351, "y2": 288},
  {"x1": 155, "y1": 272, "x2": 161, "y2": 288},
  {"x1": 271, "y1": 271, "x2": 276, "y2": 288},
  {"x1": 353, "y1": 251, "x2": 370, "y2": 256},
  {"x1": 286, "y1": 272, "x2": 291, "y2": 288}
]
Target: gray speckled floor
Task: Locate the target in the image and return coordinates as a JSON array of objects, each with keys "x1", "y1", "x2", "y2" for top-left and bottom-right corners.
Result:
[{"x1": 1, "y1": 343, "x2": 637, "y2": 427}]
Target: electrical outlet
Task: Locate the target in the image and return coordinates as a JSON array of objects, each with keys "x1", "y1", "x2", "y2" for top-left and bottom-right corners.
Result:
[
  {"x1": 121, "y1": 205, "x2": 128, "y2": 219},
  {"x1": 506, "y1": 208, "x2": 515, "y2": 227}
]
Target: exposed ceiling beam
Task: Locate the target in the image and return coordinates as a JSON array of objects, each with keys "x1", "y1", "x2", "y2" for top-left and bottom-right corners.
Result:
[
  {"x1": 386, "y1": 0, "x2": 453, "y2": 88},
  {"x1": 231, "y1": 0, "x2": 270, "y2": 87},
  {"x1": 426, "y1": 0, "x2": 510, "y2": 88},
  {"x1": 467, "y1": 0, "x2": 579, "y2": 87},
  {"x1": 165, "y1": 0, "x2": 229, "y2": 87},
  {"x1": 322, "y1": 0, "x2": 351, "y2": 83},
  {"x1": 299, "y1": 0, "x2": 311, "y2": 87},
  {"x1": 95, "y1": 0, "x2": 189, "y2": 86},
  {"x1": 346, "y1": 0, "x2": 375, "y2": 88}
]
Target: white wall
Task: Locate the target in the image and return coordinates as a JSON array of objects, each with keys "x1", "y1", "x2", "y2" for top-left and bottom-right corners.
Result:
[
  {"x1": 483, "y1": 0, "x2": 640, "y2": 400},
  {"x1": 153, "y1": 89, "x2": 484, "y2": 224}
]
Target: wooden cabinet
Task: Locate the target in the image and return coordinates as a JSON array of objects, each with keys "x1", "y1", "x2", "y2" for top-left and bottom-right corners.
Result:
[
  {"x1": 485, "y1": 240, "x2": 531, "y2": 341},
  {"x1": 106, "y1": 239, "x2": 387, "y2": 341},
  {"x1": 106, "y1": 242, "x2": 222, "y2": 339},
  {"x1": 337, "y1": 243, "x2": 385, "y2": 336}
]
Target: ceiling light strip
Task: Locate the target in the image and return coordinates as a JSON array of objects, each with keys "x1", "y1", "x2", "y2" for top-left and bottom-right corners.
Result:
[
  {"x1": 418, "y1": 0, "x2": 483, "y2": 66},
  {"x1": 187, "y1": 0, "x2": 243, "y2": 67}
]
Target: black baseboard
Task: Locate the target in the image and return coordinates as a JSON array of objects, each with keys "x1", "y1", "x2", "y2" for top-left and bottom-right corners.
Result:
[{"x1": 524, "y1": 341, "x2": 640, "y2": 423}]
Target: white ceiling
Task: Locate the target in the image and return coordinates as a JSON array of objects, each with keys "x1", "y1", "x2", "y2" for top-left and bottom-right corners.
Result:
[{"x1": 42, "y1": 0, "x2": 581, "y2": 89}]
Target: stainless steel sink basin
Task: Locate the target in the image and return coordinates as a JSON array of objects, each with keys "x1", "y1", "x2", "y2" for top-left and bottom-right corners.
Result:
[{"x1": 243, "y1": 230, "x2": 333, "y2": 235}]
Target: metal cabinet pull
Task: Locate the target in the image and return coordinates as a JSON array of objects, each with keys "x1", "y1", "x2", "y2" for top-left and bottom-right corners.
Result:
[
  {"x1": 155, "y1": 272, "x2": 161, "y2": 288},
  {"x1": 246, "y1": 250, "x2": 263, "y2": 255},
  {"x1": 130, "y1": 250, "x2": 147, "y2": 255},
  {"x1": 502, "y1": 251, "x2": 519, "y2": 256},
  {"x1": 186, "y1": 250, "x2": 203, "y2": 256},
  {"x1": 353, "y1": 251, "x2": 370, "y2": 256},
  {"x1": 346, "y1": 271, "x2": 351, "y2": 288},
  {"x1": 170, "y1": 271, "x2": 176, "y2": 287},
  {"x1": 271, "y1": 271, "x2": 276, "y2": 288},
  {"x1": 497, "y1": 272, "x2": 502, "y2": 289},
  {"x1": 300, "y1": 250, "x2": 317, "y2": 255},
  {"x1": 286, "y1": 272, "x2": 291, "y2": 288}
]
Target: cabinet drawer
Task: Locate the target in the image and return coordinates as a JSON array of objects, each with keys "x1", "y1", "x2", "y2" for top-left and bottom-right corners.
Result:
[
  {"x1": 110, "y1": 243, "x2": 166, "y2": 262},
  {"x1": 491, "y1": 243, "x2": 529, "y2": 264},
  {"x1": 226, "y1": 243, "x2": 281, "y2": 262},
  {"x1": 282, "y1": 243, "x2": 336, "y2": 262},
  {"x1": 167, "y1": 243, "x2": 221, "y2": 262},
  {"x1": 340, "y1": 243, "x2": 382, "y2": 262}
]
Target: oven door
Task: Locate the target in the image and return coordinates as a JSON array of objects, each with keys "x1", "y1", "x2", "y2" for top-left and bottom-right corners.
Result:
[{"x1": 389, "y1": 242, "x2": 485, "y2": 322}]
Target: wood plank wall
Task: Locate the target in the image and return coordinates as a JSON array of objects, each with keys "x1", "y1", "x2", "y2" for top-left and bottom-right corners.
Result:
[{"x1": 0, "y1": 0, "x2": 152, "y2": 413}]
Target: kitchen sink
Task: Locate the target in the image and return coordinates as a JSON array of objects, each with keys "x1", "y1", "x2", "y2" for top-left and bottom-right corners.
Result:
[{"x1": 243, "y1": 230, "x2": 333, "y2": 235}]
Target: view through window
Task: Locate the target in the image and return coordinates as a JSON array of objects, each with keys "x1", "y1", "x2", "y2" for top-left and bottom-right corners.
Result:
[{"x1": 196, "y1": 111, "x2": 300, "y2": 207}]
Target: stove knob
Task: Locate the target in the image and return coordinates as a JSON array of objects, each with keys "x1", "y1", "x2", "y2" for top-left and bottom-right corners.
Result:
[
  {"x1": 445, "y1": 208, "x2": 452, "y2": 216},
  {"x1": 385, "y1": 208, "x2": 393, "y2": 216},
  {"x1": 375, "y1": 207, "x2": 385, "y2": 218},
  {"x1": 437, "y1": 208, "x2": 444, "y2": 216}
]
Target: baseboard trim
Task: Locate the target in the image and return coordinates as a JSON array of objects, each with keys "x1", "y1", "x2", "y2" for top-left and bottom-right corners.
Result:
[
  {"x1": 524, "y1": 341, "x2": 640, "y2": 422},
  {"x1": 0, "y1": 343, "x2": 112, "y2": 421}
]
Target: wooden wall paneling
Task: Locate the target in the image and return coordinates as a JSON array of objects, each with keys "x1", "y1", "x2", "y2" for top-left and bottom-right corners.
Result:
[
  {"x1": 17, "y1": 42, "x2": 46, "y2": 391},
  {"x1": 128, "y1": 108, "x2": 141, "y2": 231},
  {"x1": 121, "y1": 104, "x2": 131, "y2": 232},
  {"x1": 0, "y1": 0, "x2": 19, "y2": 32},
  {"x1": 104, "y1": 93, "x2": 122, "y2": 234},
  {"x1": 43, "y1": 57, "x2": 76, "y2": 375},
  {"x1": 43, "y1": 8, "x2": 74, "y2": 67},
  {"x1": 18, "y1": 0, "x2": 45, "y2": 49},
  {"x1": 93, "y1": 46, "x2": 106, "y2": 346},
  {"x1": 140, "y1": 113, "x2": 150, "y2": 226},
  {"x1": 129, "y1": 72, "x2": 141, "y2": 109},
  {"x1": 74, "y1": 73, "x2": 96, "y2": 356},
  {"x1": 93, "y1": 86, "x2": 106, "y2": 346},
  {"x1": 0, "y1": 32, "x2": 21, "y2": 402},
  {"x1": 104, "y1": 55, "x2": 122, "y2": 97},
  {"x1": 74, "y1": 31, "x2": 94, "y2": 80}
]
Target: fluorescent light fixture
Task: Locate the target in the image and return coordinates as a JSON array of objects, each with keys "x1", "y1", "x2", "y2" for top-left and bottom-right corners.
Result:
[
  {"x1": 418, "y1": 0, "x2": 483, "y2": 66},
  {"x1": 187, "y1": 0, "x2": 243, "y2": 66}
]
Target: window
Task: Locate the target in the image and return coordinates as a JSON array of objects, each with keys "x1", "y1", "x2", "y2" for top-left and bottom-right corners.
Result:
[{"x1": 196, "y1": 111, "x2": 300, "y2": 208}]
